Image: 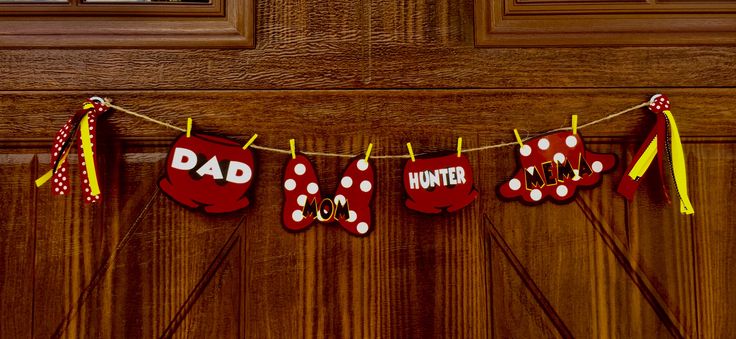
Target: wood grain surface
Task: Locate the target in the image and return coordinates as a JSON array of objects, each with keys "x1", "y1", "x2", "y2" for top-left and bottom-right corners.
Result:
[
  {"x1": 0, "y1": 0, "x2": 734, "y2": 337},
  {"x1": 474, "y1": 0, "x2": 736, "y2": 46}
]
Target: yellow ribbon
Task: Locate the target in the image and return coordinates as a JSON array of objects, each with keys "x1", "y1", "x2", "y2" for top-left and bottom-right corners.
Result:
[
  {"x1": 627, "y1": 137, "x2": 658, "y2": 181},
  {"x1": 80, "y1": 115, "x2": 101, "y2": 196},
  {"x1": 35, "y1": 143, "x2": 72, "y2": 187},
  {"x1": 35, "y1": 170, "x2": 53, "y2": 187},
  {"x1": 663, "y1": 110, "x2": 693, "y2": 214},
  {"x1": 625, "y1": 111, "x2": 694, "y2": 215}
]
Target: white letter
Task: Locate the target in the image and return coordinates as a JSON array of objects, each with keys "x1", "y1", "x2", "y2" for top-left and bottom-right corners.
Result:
[
  {"x1": 171, "y1": 147, "x2": 197, "y2": 170},
  {"x1": 438, "y1": 168, "x2": 449, "y2": 185},
  {"x1": 226, "y1": 161, "x2": 252, "y2": 184},
  {"x1": 448, "y1": 167, "x2": 457, "y2": 185},
  {"x1": 409, "y1": 172, "x2": 420, "y2": 190},
  {"x1": 196, "y1": 156, "x2": 224, "y2": 179},
  {"x1": 455, "y1": 166, "x2": 466, "y2": 184},
  {"x1": 420, "y1": 171, "x2": 430, "y2": 189},
  {"x1": 429, "y1": 170, "x2": 440, "y2": 188}
]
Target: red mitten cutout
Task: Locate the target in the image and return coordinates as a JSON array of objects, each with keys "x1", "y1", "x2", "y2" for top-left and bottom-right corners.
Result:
[
  {"x1": 498, "y1": 131, "x2": 616, "y2": 204},
  {"x1": 403, "y1": 153, "x2": 479, "y2": 214},
  {"x1": 159, "y1": 133, "x2": 256, "y2": 213}
]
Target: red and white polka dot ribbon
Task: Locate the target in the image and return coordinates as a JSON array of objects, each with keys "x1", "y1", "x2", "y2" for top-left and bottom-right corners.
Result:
[{"x1": 35, "y1": 97, "x2": 111, "y2": 203}]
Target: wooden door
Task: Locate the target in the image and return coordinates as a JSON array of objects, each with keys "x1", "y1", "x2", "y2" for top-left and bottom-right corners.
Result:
[{"x1": 1, "y1": 0, "x2": 734, "y2": 337}]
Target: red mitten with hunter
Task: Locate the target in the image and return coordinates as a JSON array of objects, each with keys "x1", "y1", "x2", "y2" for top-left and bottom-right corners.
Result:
[{"x1": 403, "y1": 153, "x2": 479, "y2": 214}]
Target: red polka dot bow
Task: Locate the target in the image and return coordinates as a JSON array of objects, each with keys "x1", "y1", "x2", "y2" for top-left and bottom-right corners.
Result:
[
  {"x1": 35, "y1": 97, "x2": 111, "y2": 203},
  {"x1": 282, "y1": 155, "x2": 375, "y2": 236}
]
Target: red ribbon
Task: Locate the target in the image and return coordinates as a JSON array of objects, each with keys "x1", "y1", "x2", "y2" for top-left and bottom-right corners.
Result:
[
  {"x1": 617, "y1": 99, "x2": 670, "y2": 202},
  {"x1": 617, "y1": 94, "x2": 694, "y2": 214}
]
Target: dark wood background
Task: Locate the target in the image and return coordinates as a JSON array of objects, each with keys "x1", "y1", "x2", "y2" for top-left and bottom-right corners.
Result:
[{"x1": 1, "y1": 0, "x2": 735, "y2": 337}]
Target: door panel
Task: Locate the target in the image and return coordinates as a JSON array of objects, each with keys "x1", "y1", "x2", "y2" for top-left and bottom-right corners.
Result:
[
  {"x1": 0, "y1": 153, "x2": 35, "y2": 338},
  {"x1": 0, "y1": 90, "x2": 734, "y2": 337},
  {"x1": 690, "y1": 143, "x2": 736, "y2": 339},
  {"x1": 0, "y1": 0, "x2": 734, "y2": 336}
]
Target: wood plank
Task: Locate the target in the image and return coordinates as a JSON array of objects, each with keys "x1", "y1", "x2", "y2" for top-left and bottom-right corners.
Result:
[
  {"x1": 239, "y1": 134, "x2": 491, "y2": 337},
  {"x1": 1, "y1": 89, "x2": 735, "y2": 141},
  {"x1": 478, "y1": 139, "x2": 673, "y2": 338},
  {"x1": 0, "y1": 153, "x2": 35, "y2": 339},
  {"x1": 31, "y1": 150, "x2": 109, "y2": 339},
  {"x1": 625, "y1": 141, "x2": 701, "y2": 338},
  {"x1": 28, "y1": 139, "x2": 159, "y2": 338},
  {"x1": 168, "y1": 228, "x2": 242, "y2": 339},
  {"x1": 0, "y1": 48, "x2": 733, "y2": 90},
  {"x1": 577, "y1": 194, "x2": 688, "y2": 338},
  {"x1": 3, "y1": 89, "x2": 731, "y2": 336},
  {"x1": 29, "y1": 137, "x2": 245, "y2": 338},
  {"x1": 0, "y1": 0, "x2": 733, "y2": 90},
  {"x1": 688, "y1": 142, "x2": 736, "y2": 338},
  {"x1": 486, "y1": 217, "x2": 568, "y2": 339},
  {"x1": 76, "y1": 175, "x2": 242, "y2": 337}
]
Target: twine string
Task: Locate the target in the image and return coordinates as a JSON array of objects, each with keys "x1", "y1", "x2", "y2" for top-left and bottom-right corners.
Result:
[{"x1": 104, "y1": 100, "x2": 649, "y2": 160}]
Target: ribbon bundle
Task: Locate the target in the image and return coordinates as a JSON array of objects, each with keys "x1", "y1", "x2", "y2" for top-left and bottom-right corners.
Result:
[
  {"x1": 617, "y1": 94, "x2": 694, "y2": 214},
  {"x1": 35, "y1": 97, "x2": 111, "y2": 203}
]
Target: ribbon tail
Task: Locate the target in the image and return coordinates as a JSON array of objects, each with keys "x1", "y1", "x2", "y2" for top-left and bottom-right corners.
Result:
[
  {"x1": 663, "y1": 110, "x2": 694, "y2": 215},
  {"x1": 35, "y1": 170, "x2": 53, "y2": 187},
  {"x1": 49, "y1": 138, "x2": 74, "y2": 195},
  {"x1": 617, "y1": 121, "x2": 661, "y2": 201},
  {"x1": 40, "y1": 110, "x2": 84, "y2": 195},
  {"x1": 79, "y1": 114, "x2": 101, "y2": 203},
  {"x1": 655, "y1": 115, "x2": 671, "y2": 203}
]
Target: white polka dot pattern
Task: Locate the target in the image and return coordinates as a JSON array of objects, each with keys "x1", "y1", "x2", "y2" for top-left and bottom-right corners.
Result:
[
  {"x1": 508, "y1": 178, "x2": 521, "y2": 191},
  {"x1": 553, "y1": 153, "x2": 565, "y2": 164},
  {"x1": 48, "y1": 99, "x2": 110, "y2": 203},
  {"x1": 591, "y1": 161, "x2": 603, "y2": 173},
  {"x1": 556, "y1": 185, "x2": 568, "y2": 197},
  {"x1": 499, "y1": 130, "x2": 616, "y2": 204},
  {"x1": 530, "y1": 189, "x2": 542, "y2": 201},
  {"x1": 282, "y1": 155, "x2": 374, "y2": 236},
  {"x1": 537, "y1": 138, "x2": 550, "y2": 150},
  {"x1": 520, "y1": 145, "x2": 532, "y2": 157}
]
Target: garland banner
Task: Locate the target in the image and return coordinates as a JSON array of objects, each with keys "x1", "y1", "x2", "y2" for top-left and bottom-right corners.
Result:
[{"x1": 34, "y1": 95, "x2": 694, "y2": 237}]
